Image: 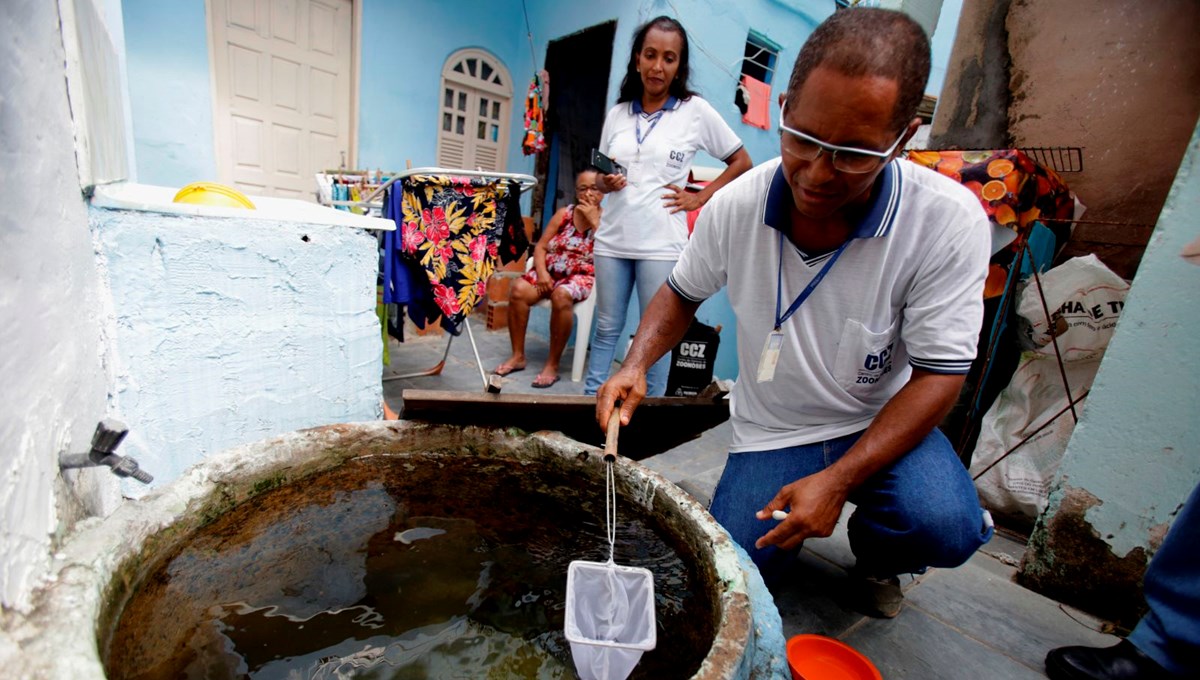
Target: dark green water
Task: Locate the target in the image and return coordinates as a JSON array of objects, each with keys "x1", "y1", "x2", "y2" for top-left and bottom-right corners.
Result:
[{"x1": 105, "y1": 454, "x2": 715, "y2": 679}]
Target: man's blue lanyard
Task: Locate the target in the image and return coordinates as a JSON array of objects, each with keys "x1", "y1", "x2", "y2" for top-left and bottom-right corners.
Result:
[{"x1": 774, "y1": 231, "x2": 852, "y2": 330}]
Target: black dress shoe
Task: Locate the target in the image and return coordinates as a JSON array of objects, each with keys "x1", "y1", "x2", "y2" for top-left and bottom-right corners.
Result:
[{"x1": 1045, "y1": 640, "x2": 1175, "y2": 679}]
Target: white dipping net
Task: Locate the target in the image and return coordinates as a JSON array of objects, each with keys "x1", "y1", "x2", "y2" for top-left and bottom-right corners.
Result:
[{"x1": 563, "y1": 457, "x2": 656, "y2": 680}]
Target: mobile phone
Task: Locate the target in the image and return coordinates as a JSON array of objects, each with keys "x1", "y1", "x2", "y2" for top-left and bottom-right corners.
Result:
[{"x1": 591, "y1": 148, "x2": 626, "y2": 176}]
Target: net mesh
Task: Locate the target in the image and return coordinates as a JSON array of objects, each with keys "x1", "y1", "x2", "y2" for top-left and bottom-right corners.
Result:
[{"x1": 563, "y1": 460, "x2": 656, "y2": 680}]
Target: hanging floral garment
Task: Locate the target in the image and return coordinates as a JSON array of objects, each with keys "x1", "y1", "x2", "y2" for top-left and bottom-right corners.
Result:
[
  {"x1": 399, "y1": 175, "x2": 505, "y2": 334},
  {"x1": 522, "y1": 76, "x2": 547, "y2": 155}
]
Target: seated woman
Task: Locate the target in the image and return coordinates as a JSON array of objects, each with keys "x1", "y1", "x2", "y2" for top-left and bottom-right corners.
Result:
[{"x1": 493, "y1": 169, "x2": 600, "y2": 388}]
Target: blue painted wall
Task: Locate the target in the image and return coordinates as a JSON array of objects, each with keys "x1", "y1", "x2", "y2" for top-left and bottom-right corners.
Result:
[
  {"x1": 121, "y1": 0, "x2": 963, "y2": 382},
  {"x1": 122, "y1": 0, "x2": 217, "y2": 187},
  {"x1": 357, "y1": 0, "x2": 533, "y2": 174},
  {"x1": 927, "y1": 0, "x2": 962, "y2": 98}
]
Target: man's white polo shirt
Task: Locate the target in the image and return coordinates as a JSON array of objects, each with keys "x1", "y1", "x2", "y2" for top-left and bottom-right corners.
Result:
[{"x1": 668, "y1": 157, "x2": 990, "y2": 452}]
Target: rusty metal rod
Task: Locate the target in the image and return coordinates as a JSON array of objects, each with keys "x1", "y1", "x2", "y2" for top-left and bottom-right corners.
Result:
[
  {"x1": 1025, "y1": 240, "x2": 1079, "y2": 424},
  {"x1": 971, "y1": 388, "x2": 1090, "y2": 482},
  {"x1": 1037, "y1": 217, "x2": 1156, "y2": 228}
]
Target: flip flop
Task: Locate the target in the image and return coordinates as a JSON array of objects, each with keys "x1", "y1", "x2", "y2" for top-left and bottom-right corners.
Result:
[
  {"x1": 493, "y1": 364, "x2": 525, "y2": 377},
  {"x1": 531, "y1": 375, "x2": 560, "y2": 389}
]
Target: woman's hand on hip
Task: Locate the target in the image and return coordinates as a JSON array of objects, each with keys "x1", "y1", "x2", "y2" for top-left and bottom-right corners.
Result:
[{"x1": 662, "y1": 185, "x2": 704, "y2": 214}]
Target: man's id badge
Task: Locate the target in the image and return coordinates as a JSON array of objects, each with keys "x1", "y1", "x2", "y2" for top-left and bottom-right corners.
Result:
[{"x1": 756, "y1": 330, "x2": 784, "y2": 383}]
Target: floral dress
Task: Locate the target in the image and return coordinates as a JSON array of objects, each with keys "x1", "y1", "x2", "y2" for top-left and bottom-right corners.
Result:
[{"x1": 521, "y1": 204, "x2": 595, "y2": 301}]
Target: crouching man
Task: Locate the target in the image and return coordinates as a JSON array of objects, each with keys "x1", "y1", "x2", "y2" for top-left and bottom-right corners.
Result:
[{"x1": 596, "y1": 8, "x2": 993, "y2": 618}]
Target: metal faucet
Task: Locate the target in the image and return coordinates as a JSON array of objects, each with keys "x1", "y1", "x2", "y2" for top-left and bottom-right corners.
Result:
[{"x1": 59, "y1": 419, "x2": 154, "y2": 484}]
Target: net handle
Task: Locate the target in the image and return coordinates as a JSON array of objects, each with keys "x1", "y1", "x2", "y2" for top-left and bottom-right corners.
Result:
[
  {"x1": 604, "y1": 409, "x2": 620, "y2": 463},
  {"x1": 604, "y1": 409, "x2": 620, "y2": 562}
]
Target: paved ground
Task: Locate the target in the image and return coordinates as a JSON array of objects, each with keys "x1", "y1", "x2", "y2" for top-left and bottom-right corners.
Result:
[{"x1": 382, "y1": 317, "x2": 1118, "y2": 679}]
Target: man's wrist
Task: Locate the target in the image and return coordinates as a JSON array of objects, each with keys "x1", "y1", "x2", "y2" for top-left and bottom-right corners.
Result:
[{"x1": 818, "y1": 464, "x2": 857, "y2": 498}]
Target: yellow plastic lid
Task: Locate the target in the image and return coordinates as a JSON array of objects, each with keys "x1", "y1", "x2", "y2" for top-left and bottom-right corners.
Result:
[{"x1": 172, "y1": 182, "x2": 256, "y2": 209}]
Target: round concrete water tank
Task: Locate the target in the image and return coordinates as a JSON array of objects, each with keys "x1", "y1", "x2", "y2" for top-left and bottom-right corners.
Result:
[{"x1": 14, "y1": 422, "x2": 784, "y2": 678}]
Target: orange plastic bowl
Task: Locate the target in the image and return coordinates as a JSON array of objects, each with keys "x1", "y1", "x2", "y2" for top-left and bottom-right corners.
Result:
[{"x1": 787, "y1": 634, "x2": 882, "y2": 680}]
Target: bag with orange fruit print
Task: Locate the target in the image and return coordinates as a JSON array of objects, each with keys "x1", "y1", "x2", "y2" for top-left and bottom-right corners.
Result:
[{"x1": 906, "y1": 149, "x2": 1076, "y2": 255}]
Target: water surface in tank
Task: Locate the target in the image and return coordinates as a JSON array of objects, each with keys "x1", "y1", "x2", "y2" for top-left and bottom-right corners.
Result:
[{"x1": 105, "y1": 453, "x2": 716, "y2": 678}]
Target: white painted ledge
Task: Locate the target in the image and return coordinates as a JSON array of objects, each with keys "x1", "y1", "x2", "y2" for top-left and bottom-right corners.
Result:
[{"x1": 91, "y1": 182, "x2": 395, "y2": 231}]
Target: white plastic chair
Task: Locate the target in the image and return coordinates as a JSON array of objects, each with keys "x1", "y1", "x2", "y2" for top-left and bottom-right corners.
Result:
[{"x1": 523, "y1": 257, "x2": 596, "y2": 382}]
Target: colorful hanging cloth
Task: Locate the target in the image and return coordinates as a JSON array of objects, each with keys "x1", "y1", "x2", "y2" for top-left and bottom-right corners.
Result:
[
  {"x1": 522, "y1": 76, "x2": 547, "y2": 155},
  {"x1": 398, "y1": 175, "x2": 505, "y2": 334},
  {"x1": 739, "y1": 75, "x2": 771, "y2": 130}
]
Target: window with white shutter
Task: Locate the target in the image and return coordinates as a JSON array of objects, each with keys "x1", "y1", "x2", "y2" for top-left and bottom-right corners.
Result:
[{"x1": 437, "y1": 49, "x2": 512, "y2": 172}]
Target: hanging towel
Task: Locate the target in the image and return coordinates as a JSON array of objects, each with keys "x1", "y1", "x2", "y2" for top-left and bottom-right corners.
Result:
[
  {"x1": 381, "y1": 184, "x2": 433, "y2": 324},
  {"x1": 740, "y1": 75, "x2": 771, "y2": 130},
  {"x1": 398, "y1": 175, "x2": 505, "y2": 334},
  {"x1": 522, "y1": 76, "x2": 547, "y2": 155}
]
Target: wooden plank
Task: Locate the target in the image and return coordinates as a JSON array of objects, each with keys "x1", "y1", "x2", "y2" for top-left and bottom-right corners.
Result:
[{"x1": 399, "y1": 389, "x2": 730, "y2": 459}]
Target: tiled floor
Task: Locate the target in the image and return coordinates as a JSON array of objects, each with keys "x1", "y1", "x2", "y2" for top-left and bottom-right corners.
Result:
[{"x1": 382, "y1": 318, "x2": 1118, "y2": 679}]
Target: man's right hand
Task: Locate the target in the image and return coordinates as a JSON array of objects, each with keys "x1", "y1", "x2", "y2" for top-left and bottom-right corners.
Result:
[{"x1": 596, "y1": 367, "x2": 647, "y2": 432}]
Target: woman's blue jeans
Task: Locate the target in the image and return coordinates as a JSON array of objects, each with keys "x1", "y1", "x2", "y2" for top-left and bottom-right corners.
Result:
[
  {"x1": 708, "y1": 428, "x2": 993, "y2": 587},
  {"x1": 583, "y1": 255, "x2": 677, "y2": 396}
]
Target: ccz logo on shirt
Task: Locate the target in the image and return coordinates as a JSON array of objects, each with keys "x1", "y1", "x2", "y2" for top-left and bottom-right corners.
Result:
[
  {"x1": 855, "y1": 343, "x2": 894, "y2": 385},
  {"x1": 667, "y1": 149, "x2": 686, "y2": 171}
]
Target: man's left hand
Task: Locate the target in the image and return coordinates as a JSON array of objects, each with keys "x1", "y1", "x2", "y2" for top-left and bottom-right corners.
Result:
[
  {"x1": 754, "y1": 470, "x2": 850, "y2": 551},
  {"x1": 662, "y1": 185, "x2": 704, "y2": 214}
]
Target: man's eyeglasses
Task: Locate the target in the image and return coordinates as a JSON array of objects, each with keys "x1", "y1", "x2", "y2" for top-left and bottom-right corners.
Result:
[{"x1": 778, "y1": 100, "x2": 904, "y2": 174}]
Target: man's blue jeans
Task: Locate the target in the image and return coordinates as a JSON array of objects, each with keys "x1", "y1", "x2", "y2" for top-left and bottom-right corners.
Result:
[
  {"x1": 709, "y1": 428, "x2": 993, "y2": 586},
  {"x1": 583, "y1": 255, "x2": 677, "y2": 396}
]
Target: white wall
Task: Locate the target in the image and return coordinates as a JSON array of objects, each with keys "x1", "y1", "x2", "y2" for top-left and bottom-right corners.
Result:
[
  {"x1": 0, "y1": 0, "x2": 114, "y2": 612},
  {"x1": 93, "y1": 209, "x2": 384, "y2": 495},
  {"x1": 0, "y1": 0, "x2": 385, "y2": 613}
]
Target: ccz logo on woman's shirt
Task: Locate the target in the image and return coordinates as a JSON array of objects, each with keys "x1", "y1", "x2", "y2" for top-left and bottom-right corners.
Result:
[{"x1": 667, "y1": 149, "x2": 686, "y2": 171}]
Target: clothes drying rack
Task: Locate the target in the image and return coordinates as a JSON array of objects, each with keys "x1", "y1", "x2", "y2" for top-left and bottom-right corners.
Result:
[
  {"x1": 330, "y1": 166, "x2": 538, "y2": 213},
  {"x1": 368, "y1": 167, "x2": 538, "y2": 390}
]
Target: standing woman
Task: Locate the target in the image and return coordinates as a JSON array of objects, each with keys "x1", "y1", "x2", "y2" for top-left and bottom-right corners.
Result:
[{"x1": 584, "y1": 15, "x2": 751, "y2": 396}]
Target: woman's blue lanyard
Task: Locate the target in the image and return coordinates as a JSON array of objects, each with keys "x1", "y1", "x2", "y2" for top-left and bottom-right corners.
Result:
[
  {"x1": 774, "y1": 231, "x2": 852, "y2": 331},
  {"x1": 635, "y1": 110, "x2": 666, "y2": 146}
]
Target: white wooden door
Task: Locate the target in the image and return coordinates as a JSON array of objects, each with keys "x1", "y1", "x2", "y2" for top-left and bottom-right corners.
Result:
[{"x1": 210, "y1": 0, "x2": 353, "y2": 199}]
